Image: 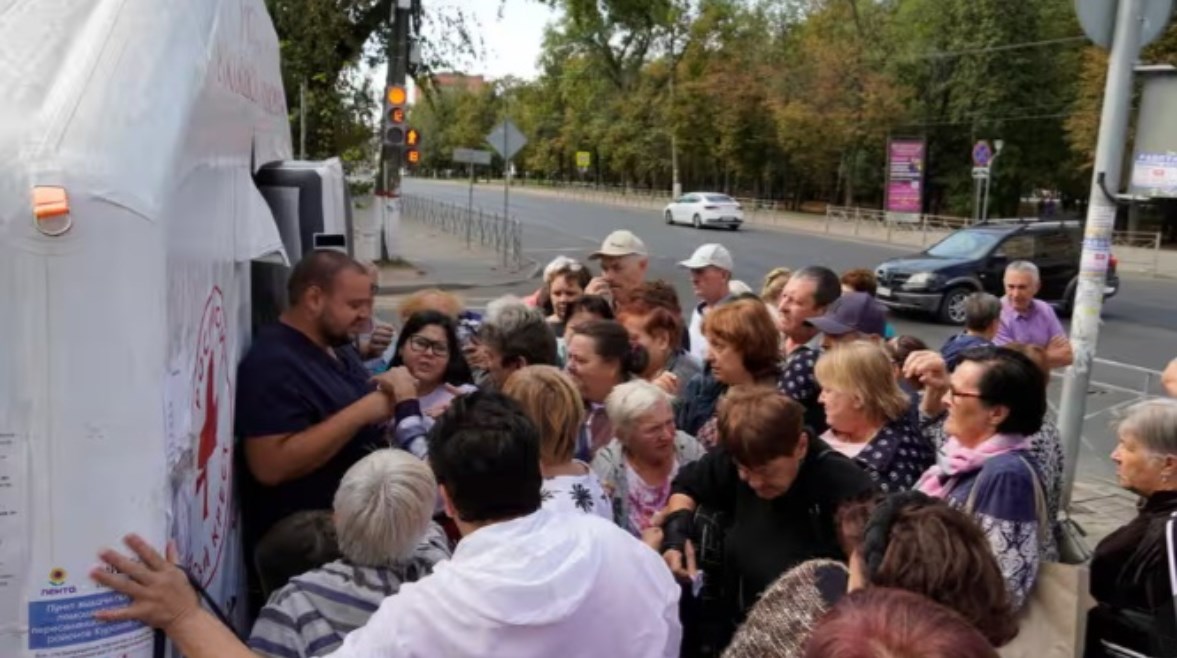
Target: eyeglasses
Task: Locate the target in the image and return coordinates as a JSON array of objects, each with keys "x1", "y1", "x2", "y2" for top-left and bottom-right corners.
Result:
[{"x1": 407, "y1": 335, "x2": 449, "y2": 357}]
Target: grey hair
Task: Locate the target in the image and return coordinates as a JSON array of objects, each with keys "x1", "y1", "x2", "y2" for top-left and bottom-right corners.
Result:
[
  {"x1": 1117, "y1": 398, "x2": 1177, "y2": 456},
  {"x1": 485, "y1": 295, "x2": 543, "y2": 329},
  {"x1": 333, "y1": 449, "x2": 437, "y2": 566},
  {"x1": 964, "y1": 292, "x2": 1002, "y2": 332},
  {"x1": 605, "y1": 380, "x2": 672, "y2": 435},
  {"x1": 1005, "y1": 260, "x2": 1040, "y2": 283}
]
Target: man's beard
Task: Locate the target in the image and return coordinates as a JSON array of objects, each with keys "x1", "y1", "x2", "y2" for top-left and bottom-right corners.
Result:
[{"x1": 319, "y1": 317, "x2": 355, "y2": 348}]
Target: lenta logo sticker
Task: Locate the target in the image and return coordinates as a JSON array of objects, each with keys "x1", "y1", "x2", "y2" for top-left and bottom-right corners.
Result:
[
  {"x1": 188, "y1": 287, "x2": 234, "y2": 588},
  {"x1": 48, "y1": 568, "x2": 66, "y2": 586}
]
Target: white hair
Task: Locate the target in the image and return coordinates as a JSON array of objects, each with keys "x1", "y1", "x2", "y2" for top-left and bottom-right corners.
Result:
[
  {"x1": 1117, "y1": 398, "x2": 1177, "y2": 456},
  {"x1": 1005, "y1": 260, "x2": 1040, "y2": 283},
  {"x1": 543, "y1": 255, "x2": 585, "y2": 283},
  {"x1": 605, "y1": 380, "x2": 672, "y2": 435},
  {"x1": 484, "y1": 295, "x2": 543, "y2": 330},
  {"x1": 333, "y1": 449, "x2": 437, "y2": 566}
]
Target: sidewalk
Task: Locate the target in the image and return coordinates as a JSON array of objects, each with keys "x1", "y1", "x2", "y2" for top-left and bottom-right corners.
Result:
[
  {"x1": 375, "y1": 218, "x2": 539, "y2": 296},
  {"x1": 1068, "y1": 476, "x2": 1138, "y2": 550}
]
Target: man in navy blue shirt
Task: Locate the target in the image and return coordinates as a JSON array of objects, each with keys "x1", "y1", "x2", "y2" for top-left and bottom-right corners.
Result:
[{"x1": 236, "y1": 250, "x2": 407, "y2": 558}]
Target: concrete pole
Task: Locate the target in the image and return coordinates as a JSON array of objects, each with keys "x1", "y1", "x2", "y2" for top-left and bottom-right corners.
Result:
[{"x1": 1058, "y1": 0, "x2": 1143, "y2": 509}]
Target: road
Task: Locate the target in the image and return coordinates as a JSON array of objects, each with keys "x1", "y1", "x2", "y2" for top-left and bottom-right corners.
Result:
[{"x1": 401, "y1": 177, "x2": 1177, "y2": 482}]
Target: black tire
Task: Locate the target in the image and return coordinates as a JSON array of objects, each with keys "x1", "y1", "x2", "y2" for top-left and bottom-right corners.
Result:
[
  {"x1": 665, "y1": 210, "x2": 674, "y2": 225},
  {"x1": 1060, "y1": 280, "x2": 1078, "y2": 316},
  {"x1": 728, "y1": 224, "x2": 739, "y2": 231},
  {"x1": 693, "y1": 213, "x2": 702, "y2": 229},
  {"x1": 937, "y1": 287, "x2": 972, "y2": 325}
]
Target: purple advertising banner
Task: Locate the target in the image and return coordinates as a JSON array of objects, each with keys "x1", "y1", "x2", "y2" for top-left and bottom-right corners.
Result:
[{"x1": 886, "y1": 139, "x2": 925, "y2": 215}]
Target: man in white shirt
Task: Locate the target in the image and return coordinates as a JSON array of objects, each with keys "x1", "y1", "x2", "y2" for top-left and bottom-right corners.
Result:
[
  {"x1": 681, "y1": 243, "x2": 734, "y2": 362},
  {"x1": 92, "y1": 393, "x2": 682, "y2": 658}
]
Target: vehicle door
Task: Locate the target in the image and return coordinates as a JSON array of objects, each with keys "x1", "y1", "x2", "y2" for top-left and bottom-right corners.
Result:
[
  {"x1": 1035, "y1": 229, "x2": 1079, "y2": 301},
  {"x1": 986, "y1": 233, "x2": 1036, "y2": 296},
  {"x1": 675, "y1": 194, "x2": 698, "y2": 222}
]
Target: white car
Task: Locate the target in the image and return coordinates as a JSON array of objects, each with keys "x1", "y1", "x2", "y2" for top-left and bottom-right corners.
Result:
[{"x1": 664, "y1": 192, "x2": 743, "y2": 230}]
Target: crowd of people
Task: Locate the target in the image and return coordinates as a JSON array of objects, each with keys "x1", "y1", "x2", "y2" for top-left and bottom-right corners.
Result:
[{"x1": 90, "y1": 230, "x2": 1177, "y2": 658}]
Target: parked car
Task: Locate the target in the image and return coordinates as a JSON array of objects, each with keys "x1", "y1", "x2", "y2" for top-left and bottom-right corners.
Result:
[
  {"x1": 875, "y1": 220, "x2": 1120, "y2": 324},
  {"x1": 664, "y1": 192, "x2": 743, "y2": 230}
]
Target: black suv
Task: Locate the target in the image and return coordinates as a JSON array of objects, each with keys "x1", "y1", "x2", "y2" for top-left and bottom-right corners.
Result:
[{"x1": 875, "y1": 220, "x2": 1120, "y2": 324}]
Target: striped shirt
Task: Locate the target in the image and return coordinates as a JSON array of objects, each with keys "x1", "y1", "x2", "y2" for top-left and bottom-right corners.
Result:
[{"x1": 248, "y1": 524, "x2": 451, "y2": 658}]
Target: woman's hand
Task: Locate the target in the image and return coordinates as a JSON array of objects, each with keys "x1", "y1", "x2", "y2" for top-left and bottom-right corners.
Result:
[
  {"x1": 91, "y1": 535, "x2": 198, "y2": 631},
  {"x1": 662, "y1": 540, "x2": 698, "y2": 581},
  {"x1": 652, "y1": 371, "x2": 679, "y2": 396},
  {"x1": 372, "y1": 366, "x2": 418, "y2": 403}
]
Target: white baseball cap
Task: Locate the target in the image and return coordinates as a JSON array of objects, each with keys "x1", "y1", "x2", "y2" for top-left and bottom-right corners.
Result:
[
  {"x1": 590, "y1": 230, "x2": 648, "y2": 259},
  {"x1": 679, "y1": 243, "x2": 733, "y2": 271}
]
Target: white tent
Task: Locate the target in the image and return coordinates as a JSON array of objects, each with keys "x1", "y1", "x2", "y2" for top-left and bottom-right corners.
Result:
[{"x1": 0, "y1": 0, "x2": 290, "y2": 655}]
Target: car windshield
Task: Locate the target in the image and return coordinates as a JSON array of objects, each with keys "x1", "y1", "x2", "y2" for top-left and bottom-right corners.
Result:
[
  {"x1": 925, "y1": 230, "x2": 1002, "y2": 259},
  {"x1": 704, "y1": 194, "x2": 734, "y2": 203}
]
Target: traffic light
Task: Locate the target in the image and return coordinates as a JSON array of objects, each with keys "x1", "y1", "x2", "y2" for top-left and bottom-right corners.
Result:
[
  {"x1": 384, "y1": 85, "x2": 407, "y2": 147},
  {"x1": 406, "y1": 128, "x2": 421, "y2": 148},
  {"x1": 405, "y1": 148, "x2": 421, "y2": 166}
]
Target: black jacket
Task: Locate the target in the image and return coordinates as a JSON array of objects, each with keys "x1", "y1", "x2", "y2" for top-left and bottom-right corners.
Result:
[{"x1": 671, "y1": 438, "x2": 878, "y2": 647}]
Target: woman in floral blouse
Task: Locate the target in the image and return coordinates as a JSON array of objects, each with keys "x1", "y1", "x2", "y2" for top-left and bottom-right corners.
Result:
[
  {"x1": 905, "y1": 345, "x2": 1055, "y2": 610},
  {"x1": 814, "y1": 340, "x2": 935, "y2": 492},
  {"x1": 592, "y1": 380, "x2": 705, "y2": 536}
]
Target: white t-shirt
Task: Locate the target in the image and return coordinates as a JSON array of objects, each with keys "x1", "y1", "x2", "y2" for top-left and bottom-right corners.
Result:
[
  {"x1": 541, "y1": 463, "x2": 613, "y2": 521},
  {"x1": 325, "y1": 509, "x2": 682, "y2": 658},
  {"x1": 821, "y1": 429, "x2": 870, "y2": 459}
]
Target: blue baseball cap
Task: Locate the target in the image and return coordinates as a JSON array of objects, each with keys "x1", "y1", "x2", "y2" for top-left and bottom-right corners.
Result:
[{"x1": 805, "y1": 292, "x2": 887, "y2": 337}]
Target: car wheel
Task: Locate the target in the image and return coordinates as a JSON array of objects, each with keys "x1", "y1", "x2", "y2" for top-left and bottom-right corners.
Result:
[
  {"x1": 665, "y1": 210, "x2": 674, "y2": 225},
  {"x1": 693, "y1": 214, "x2": 702, "y2": 229},
  {"x1": 937, "y1": 287, "x2": 971, "y2": 325},
  {"x1": 1060, "y1": 280, "x2": 1077, "y2": 316},
  {"x1": 728, "y1": 224, "x2": 739, "y2": 231}
]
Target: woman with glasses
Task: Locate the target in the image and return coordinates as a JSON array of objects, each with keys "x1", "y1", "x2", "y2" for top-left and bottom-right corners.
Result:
[
  {"x1": 386, "y1": 311, "x2": 477, "y2": 459},
  {"x1": 903, "y1": 345, "x2": 1054, "y2": 611}
]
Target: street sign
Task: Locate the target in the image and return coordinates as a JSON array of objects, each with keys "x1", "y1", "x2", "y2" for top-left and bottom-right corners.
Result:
[
  {"x1": 1075, "y1": 0, "x2": 1172, "y2": 50},
  {"x1": 972, "y1": 166, "x2": 991, "y2": 179},
  {"x1": 576, "y1": 151, "x2": 591, "y2": 168},
  {"x1": 453, "y1": 148, "x2": 493, "y2": 166},
  {"x1": 486, "y1": 120, "x2": 528, "y2": 161},
  {"x1": 972, "y1": 140, "x2": 993, "y2": 168}
]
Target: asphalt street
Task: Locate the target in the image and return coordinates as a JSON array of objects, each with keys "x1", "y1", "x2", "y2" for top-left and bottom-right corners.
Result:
[{"x1": 401, "y1": 177, "x2": 1177, "y2": 482}]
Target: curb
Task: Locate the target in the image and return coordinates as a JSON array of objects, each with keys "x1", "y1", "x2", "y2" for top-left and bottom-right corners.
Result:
[{"x1": 377, "y1": 258, "x2": 541, "y2": 296}]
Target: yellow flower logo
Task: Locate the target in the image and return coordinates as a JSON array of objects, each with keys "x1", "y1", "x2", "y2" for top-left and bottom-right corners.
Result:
[{"x1": 48, "y1": 568, "x2": 67, "y2": 586}]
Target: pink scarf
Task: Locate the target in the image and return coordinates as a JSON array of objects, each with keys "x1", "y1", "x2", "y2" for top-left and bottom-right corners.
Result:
[{"x1": 916, "y1": 433, "x2": 1031, "y2": 498}]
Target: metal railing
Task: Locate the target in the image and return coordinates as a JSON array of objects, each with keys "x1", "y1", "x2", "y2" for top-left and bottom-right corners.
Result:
[{"x1": 401, "y1": 194, "x2": 524, "y2": 268}]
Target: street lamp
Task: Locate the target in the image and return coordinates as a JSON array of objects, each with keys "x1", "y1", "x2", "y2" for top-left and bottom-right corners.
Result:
[{"x1": 982, "y1": 139, "x2": 1005, "y2": 221}]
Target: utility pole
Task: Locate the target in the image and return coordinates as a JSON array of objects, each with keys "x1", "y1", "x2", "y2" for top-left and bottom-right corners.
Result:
[
  {"x1": 1057, "y1": 0, "x2": 1143, "y2": 508},
  {"x1": 669, "y1": 24, "x2": 682, "y2": 199}
]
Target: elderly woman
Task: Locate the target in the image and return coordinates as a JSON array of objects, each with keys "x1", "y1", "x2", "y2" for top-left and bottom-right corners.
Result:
[
  {"x1": 904, "y1": 345, "x2": 1054, "y2": 610},
  {"x1": 592, "y1": 380, "x2": 705, "y2": 536},
  {"x1": 815, "y1": 341, "x2": 934, "y2": 492},
  {"x1": 617, "y1": 294, "x2": 701, "y2": 399},
  {"x1": 1086, "y1": 399, "x2": 1177, "y2": 657},
  {"x1": 541, "y1": 256, "x2": 593, "y2": 336},
  {"x1": 677, "y1": 298, "x2": 781, "y2": 443},
  {"x1": 565, "y1": 319, "x2": 649, "y2": 457},
  {"x1": 248, "y1": 450, "x2": 451, "y2": 658},
  {"x1": 503, "y1": 365, "x2": 612, "y2": 520},
  {"x1": 660, "y1": 387, "x2": 877, "y2": 649}
]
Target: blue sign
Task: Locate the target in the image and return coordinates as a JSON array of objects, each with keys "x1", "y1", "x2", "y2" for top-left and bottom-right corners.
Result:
[
  {"x1": 972, "y1": 141, "x2": 993, "y2": 167},
  {"x1": 28, "y1": 591, "x2": 144, "y2": 649}
]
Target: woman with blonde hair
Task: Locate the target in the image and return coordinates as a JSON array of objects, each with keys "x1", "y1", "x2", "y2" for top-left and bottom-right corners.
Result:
[
  {"x1": 815, "y1": 341, "x2": 934, "y2": 492},
  {"x1": 502, "y1": 365, "x2": 612, "y2": 520}
]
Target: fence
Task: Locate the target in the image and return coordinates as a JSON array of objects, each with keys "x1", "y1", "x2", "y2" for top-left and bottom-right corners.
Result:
[{"x1": 401, "y1": 194, "x2": 524, "y2": 268}]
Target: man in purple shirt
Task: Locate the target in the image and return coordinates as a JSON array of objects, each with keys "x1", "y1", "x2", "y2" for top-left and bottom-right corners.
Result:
[{"x1": 994, "y1": 260, "x2": 1073, "y2": 369}]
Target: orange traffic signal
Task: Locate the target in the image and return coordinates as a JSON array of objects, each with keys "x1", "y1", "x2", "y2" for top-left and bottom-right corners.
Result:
[
  {"x1": 386, "y1": 86, "x2": 407, "y2": 106},
  {"x1": 406, "y1": 128, "x2": 421, "y2": 147},
  {"x1": 405, "y1": 149, "x2": 421, "y2": 165}
]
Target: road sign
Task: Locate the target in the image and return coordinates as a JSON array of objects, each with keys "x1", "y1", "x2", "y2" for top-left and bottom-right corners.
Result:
[
  {"x1": 1075, "y1": 0, "x2": 1172, "y2": 50},
  {"x1": 972, "y1": 140, "x2": 993, "y2": 168},
  {"x1": 486, "y1": 120, "x2": 528, "y2": 161},
  {"x1": 576, "y1": 151, "x2": 591, "y2": 168},
  {"x1": 453, "y1": 148, "x2": 493, "y2": 166},
  {"x1": 972, "y1": 166, "x2": 991, "y2": 179}
]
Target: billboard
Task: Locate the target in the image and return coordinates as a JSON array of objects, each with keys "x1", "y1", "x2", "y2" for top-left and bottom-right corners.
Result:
[{"x1": 886, "y1": 138, "x2": 925, "y2": 222}]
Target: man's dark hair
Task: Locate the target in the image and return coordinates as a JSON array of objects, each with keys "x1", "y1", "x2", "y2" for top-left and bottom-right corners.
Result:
[
  {"x1": 390, "y1": 310, "x2": 474, "y2": 386},
  {"x1": 960, "y1": 346, "x2": 1047, "y2": 436},
  {"x1": 963, "y1": 292, "x2": 1002, "y2": 332},
  {"x1": 566, "y1": 294, "x2": 615, "y2": 321},
  {"x1": 793, "y1": 265, "x2": 843, "y2": 310},
  {"x1": 427, "y1": 391, "x2": 543, "y2": 523},
  {"x1": 253, "y1": 510, "x2": 341, "y2": 598},
  {"x1": 286, "y1": 249, "x2": 368, "y2": 305}
]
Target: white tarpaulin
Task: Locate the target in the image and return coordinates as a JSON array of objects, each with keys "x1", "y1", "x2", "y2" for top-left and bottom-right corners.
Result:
[{"x1": 0, "y1": 0, "x2": 291, "y2": 655}]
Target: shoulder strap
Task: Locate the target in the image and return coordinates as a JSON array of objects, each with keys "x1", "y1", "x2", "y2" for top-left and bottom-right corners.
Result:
[{"x1": 964, "y1": 455, "x2": 1049, "y2": 545}]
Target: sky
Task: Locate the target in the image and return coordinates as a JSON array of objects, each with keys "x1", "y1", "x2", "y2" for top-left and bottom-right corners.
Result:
[{"x1": 428, "y1": 0, "x2": 561, "y2": 80}]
